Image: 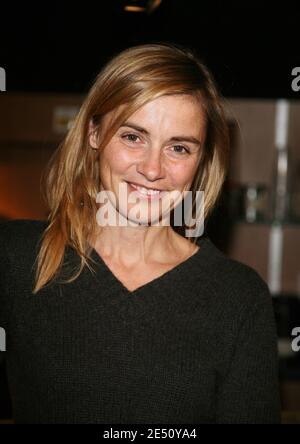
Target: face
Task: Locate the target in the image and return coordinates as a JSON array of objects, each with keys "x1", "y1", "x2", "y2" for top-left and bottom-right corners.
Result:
[{"x1": 90, "y1": 94, "x2": 206, "y2": 227}]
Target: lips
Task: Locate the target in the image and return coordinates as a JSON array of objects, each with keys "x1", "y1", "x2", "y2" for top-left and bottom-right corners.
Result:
[
  {"x1": 126, "y1": 181, "x2": 165, "y2": 200},
  {"x1": 126, "y1": 181, "x2": 163, "y2": 191}
]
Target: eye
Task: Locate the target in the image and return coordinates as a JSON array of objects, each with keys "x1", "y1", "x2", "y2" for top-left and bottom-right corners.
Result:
[
  {"x1": 121, "y1": 133, "x2": 141, "y2": 143},
  {"x1": 171, "y1": 145, "x2": 190, "y2": 155}
]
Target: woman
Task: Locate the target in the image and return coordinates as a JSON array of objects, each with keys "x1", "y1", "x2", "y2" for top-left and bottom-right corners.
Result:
[{"x1": 0, "y1": 43, "x2": 281, "y2": 424}]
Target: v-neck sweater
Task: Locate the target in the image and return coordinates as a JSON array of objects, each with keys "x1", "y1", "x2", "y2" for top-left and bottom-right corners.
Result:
[{"x1": 0, "y1": 219, "x2": 281, "y2": 424}]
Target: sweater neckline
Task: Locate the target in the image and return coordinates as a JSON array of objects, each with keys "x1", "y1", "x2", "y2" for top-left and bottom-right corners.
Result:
[{"x1": 88, "y1": 235, "x2": 210, "y2": 297}]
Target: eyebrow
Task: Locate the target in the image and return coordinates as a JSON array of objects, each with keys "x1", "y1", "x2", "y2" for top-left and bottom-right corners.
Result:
[{"x1": 120, "y1": 121, "x2": 202, "y2": 146}]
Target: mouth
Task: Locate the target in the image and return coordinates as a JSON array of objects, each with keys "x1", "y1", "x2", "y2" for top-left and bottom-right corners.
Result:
[{"x1": 125, "y1": 181, "x2": 167, "y2": 200}]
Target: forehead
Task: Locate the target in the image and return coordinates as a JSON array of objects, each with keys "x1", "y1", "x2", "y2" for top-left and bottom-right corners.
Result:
[{"x1": 127, "y1": 94, "x2": 206, "y2": 134}]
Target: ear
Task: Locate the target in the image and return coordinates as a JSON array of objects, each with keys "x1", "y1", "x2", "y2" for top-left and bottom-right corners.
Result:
[{"x1": 88, "y1": 119, "x2": 98, "y2": 149}]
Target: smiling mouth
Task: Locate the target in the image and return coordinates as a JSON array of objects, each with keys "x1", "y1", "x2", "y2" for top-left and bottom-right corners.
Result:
[{"x1": 125, "y1": 181, "x2": 166, "y2": 199}]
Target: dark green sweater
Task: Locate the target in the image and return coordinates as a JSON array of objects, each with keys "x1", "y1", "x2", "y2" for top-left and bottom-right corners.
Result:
[{"x1": 0, "y1": 219, "x2": 281, "y2": 424}]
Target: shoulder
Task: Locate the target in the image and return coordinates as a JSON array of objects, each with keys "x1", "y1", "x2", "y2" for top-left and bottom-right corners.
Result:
[
  {"x1": 219, "y1": 256, "x2": 271, "y2": 310},
  {"x1": 0, "y1": 218, "x2": 48, "y2": 243},
  {"x1": 0, "y1": 217, "x2": 48, "y2": 235},
  {"x1": 0, "y1": 218, "x2": 48, "y2": 264},
  {"x1": 194, "y1": 235, "x2": 272, "y2": 312}
]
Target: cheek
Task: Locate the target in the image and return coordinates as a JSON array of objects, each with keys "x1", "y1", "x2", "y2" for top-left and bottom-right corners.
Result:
[
  {"x1": 100, "y1": 143, "x2": 134, "y2": 176},
  {"x1": 167, "y1": 160, "x2": 199, "y2": 187}
]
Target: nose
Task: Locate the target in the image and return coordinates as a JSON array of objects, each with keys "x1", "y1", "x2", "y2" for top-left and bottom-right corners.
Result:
[{"x1": 136, "y1": 147, "x2": 165, "y2": 182}]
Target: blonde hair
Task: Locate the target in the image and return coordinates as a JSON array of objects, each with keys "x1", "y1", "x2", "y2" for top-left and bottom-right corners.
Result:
[{"x1": 33, "y1": 42, "x2": 230, "y2": 294}]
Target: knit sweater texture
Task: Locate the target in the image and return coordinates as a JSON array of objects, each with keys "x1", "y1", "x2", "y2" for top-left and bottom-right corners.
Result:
[{"x1": 0, "y1": 219, "x2": 281, "y2": 424}]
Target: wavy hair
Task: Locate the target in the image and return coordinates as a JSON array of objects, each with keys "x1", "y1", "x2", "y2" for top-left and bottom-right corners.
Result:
[{"x1": 33, "y1": 42, "x2": 230, "y2": 294}]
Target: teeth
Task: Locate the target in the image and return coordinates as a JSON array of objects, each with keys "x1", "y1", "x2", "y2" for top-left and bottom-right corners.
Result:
[{"x1": 130, "y1": 183, "x2": 161, "y2": 195}]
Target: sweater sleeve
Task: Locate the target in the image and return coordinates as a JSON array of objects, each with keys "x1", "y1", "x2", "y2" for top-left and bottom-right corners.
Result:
[{"x1": 215, "y1": 286, "x2": 282, "y2": 424}]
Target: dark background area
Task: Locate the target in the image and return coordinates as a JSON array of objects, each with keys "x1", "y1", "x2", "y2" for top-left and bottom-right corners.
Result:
[{"x1": 1, "y1": 0, "x2": 300, "y2": 98}]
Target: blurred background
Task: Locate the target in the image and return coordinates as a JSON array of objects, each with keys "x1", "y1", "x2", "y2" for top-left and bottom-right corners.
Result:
[{"x1": 0, "y1": 0, "x2": 300, "y2": 424}]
